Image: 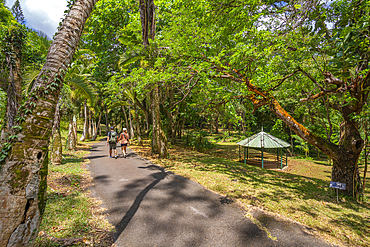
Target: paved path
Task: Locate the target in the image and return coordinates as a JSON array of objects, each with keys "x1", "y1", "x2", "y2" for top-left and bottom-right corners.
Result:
[{"x1": 87, "y1": 140, "x2": 334, "y2": 247}]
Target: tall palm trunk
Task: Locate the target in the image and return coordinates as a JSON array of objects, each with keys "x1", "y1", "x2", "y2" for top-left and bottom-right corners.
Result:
[
  {"x1": 88, "y1": 108, "x2": 92, "y2": 139},
  {"x1": 104, "y1": 105, "x2": 109, "y2": 135},
  {"x1": 80, "y1": 99, "x2": 88, "y2": 141},
  {"x1": 0, "y1": 1, "x2": 98, "y2": 245},
  {"x1": 122, "y1": 105, "x2": 129, "y2": 130},
  {"x1": 92, "y1": 109, "x2": 102, "y2": 141},
  {"x1": 50, "y1": 98, "x2": 63, "y2": 165},
  {"x1": 1, "y1": 28, "x2": 24, "y2": 141},
  {"x1": 134, "y1": 104, "x2": 143, "y2": 145},
  {"x1": 129, "y1": 105, "x2": 134, "y2": 138},
  {"x1": 67, "y1": 114, "x2": 77, "y2": 150}
]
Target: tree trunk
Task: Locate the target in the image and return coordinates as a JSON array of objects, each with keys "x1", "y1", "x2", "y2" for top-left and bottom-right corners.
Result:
[
  {"x1": 151, "y1": 89, "x2": 159, "y2": 154},
  {"x1": 0, "y1": 1, "x2": 97, "y2": 245},
  {"x1": 134, "y1": 104, "x2": 143, "y2": 145},
  {"x1": 88, "y1": 108, "x2": 92, "y2": 139},
  {"x1": 2, "y1": 26, "x2": 24, "y2": 139},
  {"x1": 270, "y1": 98, "x2": 363, "y2": 196},
  {"x1": 139, "y1": 0, "x2": 156, "y2": 47},
  {"x1": 80, "y1": 99, "x2": 88, "y2": 141},
  {"x1": 104, "y1": 105, "x2": 109, "y2": 135},
  {"x1": 50, "y1": 98, "x2": 62, "y2": 165},
  {"x1": 122, "y1": 105, "x2": 129, "y2": 130},
  {"x1": 67, "y1": 115, "x2": 77, "y2": 151},
  {"x1": 92, "y1": 109, "x2": 102, "y2": 141},
  {"x1": 72, "y1": 115, "x2": 78, "y2": 147},
  {"x1": 151, "y1": 85, "x2": 167, "y2": 158},
  {"x1": 215, "y1": 114, "x2": 219, "y2": 134},
  {"x1": 129, "y1": 105, "x2": 134, "y2": 138}
]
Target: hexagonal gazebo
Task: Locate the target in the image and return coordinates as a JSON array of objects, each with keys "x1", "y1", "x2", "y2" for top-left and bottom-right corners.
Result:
[{"x1": 237, "y1": 129, "x2": 291, "y2": 169}]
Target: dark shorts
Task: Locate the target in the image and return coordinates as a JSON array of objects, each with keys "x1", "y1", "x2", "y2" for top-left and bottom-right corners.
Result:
[
  {"x1": 121, "y1": 143, "x2": 128, "y2": 147},
  {"x1": 109, "y1": 143, "x2": 117, "y2": 150}
]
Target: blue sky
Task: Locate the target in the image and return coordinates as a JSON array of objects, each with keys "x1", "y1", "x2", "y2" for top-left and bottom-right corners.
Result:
[{"x1": 6, "y1": 0, "x2": 68, "y2": 38}]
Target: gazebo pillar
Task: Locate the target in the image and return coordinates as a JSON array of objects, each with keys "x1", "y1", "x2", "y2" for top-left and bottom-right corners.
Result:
[
  {"x1": 261, "y1": 147, "x2": 264, "y2": 169},
  {"x1": 280, "y1": 148, "x2": 283, "y2": 169},
  {"x1": 244, "y1": 147, "x2": 246, "y2": 164}
]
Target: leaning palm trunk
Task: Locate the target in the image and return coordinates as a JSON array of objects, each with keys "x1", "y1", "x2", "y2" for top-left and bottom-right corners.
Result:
[
  {"x1": 134, "y1": 105, "x2": 143, "y2": 145},
  {"x1": 67, "y1": 115, "x2": 76, "y2": 150},
  {"x1": 80, "y1": 99, "x2": 88, "y2": 141},
  {"x1": 92, "y1": 109, "x2": 102, "y2": 141},
  {"x1": 129, "y1": 105, "x2": 134, "y2": 138},
  {"x1": 88, "y1": 109, "x2": 92, "y2": 139},
  {"x1": 50, "y1": 98, "x2": 63, "y2": 165},
  {"x1": 0, "y1": 1, "x2": 98, "y2": 246},
  {"x1": 122, "y1": 105, "x2": 129, "y2": 129}
]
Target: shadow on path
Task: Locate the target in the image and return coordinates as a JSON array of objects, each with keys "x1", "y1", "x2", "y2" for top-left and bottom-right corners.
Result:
[{"x1": 113, "y1": 170, "x2": 168, "y2": 240}]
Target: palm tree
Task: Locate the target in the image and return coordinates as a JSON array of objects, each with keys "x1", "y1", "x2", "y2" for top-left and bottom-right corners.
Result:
[{"x1": 0, "y1": 0, "x2": 98, "y2": 245}]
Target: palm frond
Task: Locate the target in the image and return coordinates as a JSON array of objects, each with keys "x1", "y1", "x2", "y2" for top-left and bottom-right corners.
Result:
[
  {"x1": 122, "y1": 89, "x2": 135, "y2": 102},
  {"x1": 107, "y1": 101, "x2": 129, "y2": 110},
  {"x1": 118, "y1": 50, "x2": 143, "y2": 69},
  {"x1": 67, "y1": 77, "x2": 97, "y2": 105},
  {"x1": 23, "y1": 66, "x2": 41, "y2": 95}
]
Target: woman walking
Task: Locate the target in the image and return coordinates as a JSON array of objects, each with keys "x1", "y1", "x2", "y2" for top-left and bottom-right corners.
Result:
[{"x1": 119, "y1": 127, "x2": 130, "y2": 158}]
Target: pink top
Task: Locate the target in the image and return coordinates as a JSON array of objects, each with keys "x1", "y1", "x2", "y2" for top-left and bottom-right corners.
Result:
[{"x1": 120, "y1": 132, "x2": 129, "y2": 144}]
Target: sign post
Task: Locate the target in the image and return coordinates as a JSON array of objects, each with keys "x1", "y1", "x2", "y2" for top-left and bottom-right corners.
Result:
[{"x1": 330, "y1": 182, "x2": 346, "y2": 203}]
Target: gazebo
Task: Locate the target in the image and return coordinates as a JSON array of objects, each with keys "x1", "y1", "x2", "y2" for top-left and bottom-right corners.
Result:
[{"x1": 237, "y1": 129, "x2": 291, "y2": 169}]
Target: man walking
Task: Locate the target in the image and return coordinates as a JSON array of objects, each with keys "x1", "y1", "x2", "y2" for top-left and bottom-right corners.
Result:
[{"x1": 107, "y1": 126, "x2": 118, "y2": 159}]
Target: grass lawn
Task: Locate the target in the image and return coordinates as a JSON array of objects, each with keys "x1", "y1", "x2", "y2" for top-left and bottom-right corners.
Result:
[
  {"x1": 36, "y1": 141, "x2": 114, "y2": 246},
  {"x1": 130, "y1": 136, "x2": 370, "y2": 247}
]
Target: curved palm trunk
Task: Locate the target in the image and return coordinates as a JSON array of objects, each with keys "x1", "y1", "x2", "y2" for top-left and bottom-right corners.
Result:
[
  {"x1": 1, "y1": 30, "x2": 24, "y2": 141},
  {"x1": 67, "y1": 115, "x2": 77, "y2": 150},
  {"x1": 0, "y1": 1, "x2": 98, "y2": 245},
  {"x1": 92, "y1": 109, "x2": 102, "y2": 141},
  {"x1": 80, "y1": 99, "x2": 88, "y2": 141},
  {"x1": 88, "y1": 109, "x2": 92, "y2": 139},
  {"x1": 50, "y1": 98, "x2": 63, "y2": 165},
  {"x1": 129, "y1": 105, "x2": 134, "y2": 138},
  {"x1": 134, "y1": 105, "x2": 143, "y2": 145}
]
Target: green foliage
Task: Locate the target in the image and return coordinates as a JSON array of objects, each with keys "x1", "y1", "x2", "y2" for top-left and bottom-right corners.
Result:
[
  {"x1": 186, "y1": 130, "x2": 214, "y2": 152},
  {"x1": 292, "y1": 135, "x2": 310, "y2": 159},
  {"x1": 10, "y1": 0, "x2": 25, "y2": 24}
]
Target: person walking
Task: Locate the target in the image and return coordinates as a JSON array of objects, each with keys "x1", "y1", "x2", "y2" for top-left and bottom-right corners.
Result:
[
  {"x1": 107, "y1": 126, "x2": 118, "y2": 159},
  {"x1": 119, "y1": 127, "x2": 130, "y2": 158}
]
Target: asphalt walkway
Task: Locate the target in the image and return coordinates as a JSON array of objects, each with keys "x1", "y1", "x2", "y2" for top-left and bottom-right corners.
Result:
[{"x1": 87, "y1": 140, "x2": 334, "y2": 247}]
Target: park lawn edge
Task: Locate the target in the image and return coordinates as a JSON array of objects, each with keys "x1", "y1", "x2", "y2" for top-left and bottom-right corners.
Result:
[
  {"x1": 130, "y1": 139, "x2": 369, "y2": 247},
  {"x1": 35, "y1": 142, "x2": 115, "y2": 246}
]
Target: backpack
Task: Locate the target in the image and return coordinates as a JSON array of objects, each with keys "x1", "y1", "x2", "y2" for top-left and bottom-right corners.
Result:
[{"x1": 109, "y1": 131, "x2": 117, "y2": 143}]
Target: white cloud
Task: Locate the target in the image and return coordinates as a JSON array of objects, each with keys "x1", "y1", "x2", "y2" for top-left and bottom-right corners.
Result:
[{"x1": 6, "y1": 0, "x2": 68, "y2": 39}]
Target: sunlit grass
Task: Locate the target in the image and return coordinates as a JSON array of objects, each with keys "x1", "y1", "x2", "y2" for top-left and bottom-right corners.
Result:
[
  {"x1": 36, "y1": 144, "x2": 114, "y2": 246},
  {"x1": 131, "y1": 138, "x2": 370, "y2": 247}
]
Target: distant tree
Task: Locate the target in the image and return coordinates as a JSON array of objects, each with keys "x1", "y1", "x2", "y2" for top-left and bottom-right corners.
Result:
[{"x1": 11, "y1": 0, "x2": 25, "y2": 24}]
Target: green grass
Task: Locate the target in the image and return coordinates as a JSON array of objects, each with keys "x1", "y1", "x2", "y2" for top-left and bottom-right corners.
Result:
[
  {"x1": 131, "y1": 138, "x2": 370, "y2": 247},
  {"x1": 36, "y1": 145, "x2": 114, "y2": 246}
]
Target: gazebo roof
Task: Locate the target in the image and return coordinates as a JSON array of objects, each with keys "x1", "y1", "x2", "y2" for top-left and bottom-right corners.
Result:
[{"x1": 237, "y1": 131, "x2": 290, "y2": 149}]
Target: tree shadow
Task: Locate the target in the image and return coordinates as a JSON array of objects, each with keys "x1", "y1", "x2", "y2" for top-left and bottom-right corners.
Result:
[
  {"x1": 113, "y1": 170, "x2": 168, "y2": 240},
  {"x1": 62, "y1": 154, "x2": 84, "y2": 165},
  {"x1": 93, "y1": 175, "x2": 112, "y2": 185}
]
